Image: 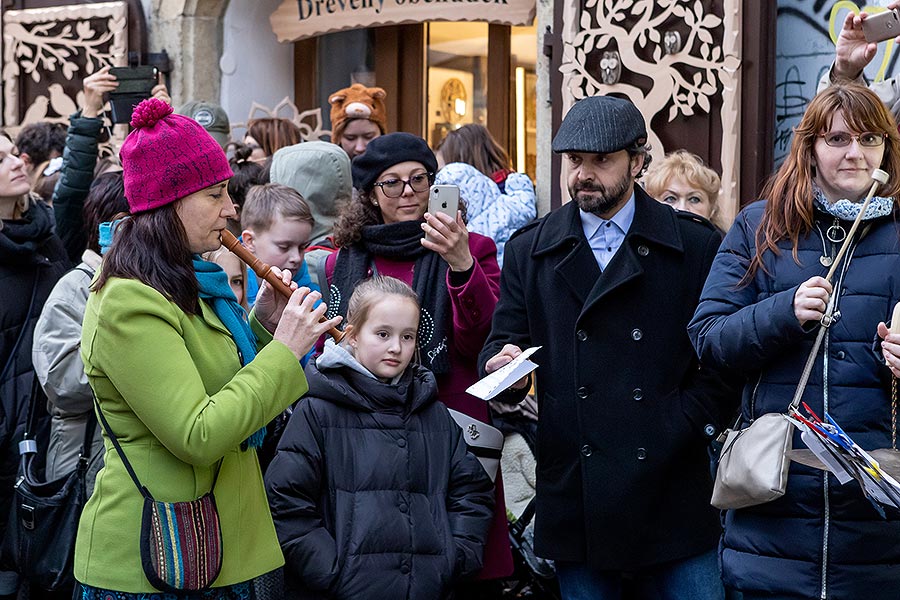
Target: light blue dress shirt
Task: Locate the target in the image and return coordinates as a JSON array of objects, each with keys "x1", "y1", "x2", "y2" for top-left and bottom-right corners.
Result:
[{"x1": 579, "y1": 192, "x2": 636, "y2": 271}]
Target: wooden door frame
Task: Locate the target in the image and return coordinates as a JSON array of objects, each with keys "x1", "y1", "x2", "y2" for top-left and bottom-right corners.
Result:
[{"x1": 293, "y1": 23, "x2": 515, "y2": 157}]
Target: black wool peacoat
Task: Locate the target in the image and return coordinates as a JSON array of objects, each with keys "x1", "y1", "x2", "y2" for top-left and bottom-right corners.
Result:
[{"x1": 479, "y1": 186, "x2": 738, "y2": 570}]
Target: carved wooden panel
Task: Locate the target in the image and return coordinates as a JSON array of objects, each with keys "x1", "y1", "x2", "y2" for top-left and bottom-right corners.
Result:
[
  {"x1": 232, "y1": 96, "x2": 332, "y2": 143},
  {"x1": 2, "y1": 1, "x2": 128, "y2": 133},
  {"x1": 557, "y1": 0, "x2": 741, "y2": 225}
]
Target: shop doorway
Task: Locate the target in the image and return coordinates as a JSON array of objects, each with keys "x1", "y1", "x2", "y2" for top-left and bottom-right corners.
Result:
[{"x1": 293, "y1": 22, "x2": 537, "y2": 180}]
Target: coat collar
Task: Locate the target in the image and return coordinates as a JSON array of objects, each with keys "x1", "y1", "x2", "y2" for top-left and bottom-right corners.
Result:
[{"x1": 530, "y1": 186, "x2": 685, "y2": 314}]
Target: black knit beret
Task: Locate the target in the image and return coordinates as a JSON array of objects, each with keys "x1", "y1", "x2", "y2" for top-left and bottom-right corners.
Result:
[
  {"x1": 551, "y1": 95, "x2": 647, "y2": 155},
  {"x1": 351, "y1": 132, "x2": 438, "y2": 192}
]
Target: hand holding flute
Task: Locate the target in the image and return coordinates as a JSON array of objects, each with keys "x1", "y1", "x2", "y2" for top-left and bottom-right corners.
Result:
[{"x1": 220, "y1": 230, "x2": 344, "y2": 360}]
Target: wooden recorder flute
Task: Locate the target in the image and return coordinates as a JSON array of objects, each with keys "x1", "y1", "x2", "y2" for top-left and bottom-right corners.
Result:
[{"x1": 220, "y1": 229, "x2": 344, "y2": 342}]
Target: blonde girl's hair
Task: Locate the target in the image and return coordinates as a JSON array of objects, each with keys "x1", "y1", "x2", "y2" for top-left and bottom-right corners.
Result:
[
  {"x1": 642, "y1": 150, "x2": 725, "y2": 229},
  {"x1": 201, "y1": 246, "x2": 249, "y2": 309},
  {"x1": 346, "y1": 276, "x2": 420, "y2": 333}
]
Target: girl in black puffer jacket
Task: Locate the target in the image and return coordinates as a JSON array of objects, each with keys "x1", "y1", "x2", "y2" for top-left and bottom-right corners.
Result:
[{"x1": 266, "y1": 276, "x2": 494, "y2": 600}]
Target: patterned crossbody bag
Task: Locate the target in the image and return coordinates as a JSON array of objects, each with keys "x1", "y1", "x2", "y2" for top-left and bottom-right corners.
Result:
[{"x1": 92, "y1": 396, "x2": 223, "y2": 592}]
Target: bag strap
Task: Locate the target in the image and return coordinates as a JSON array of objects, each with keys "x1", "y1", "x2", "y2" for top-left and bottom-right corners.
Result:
[
  {"x1": 91, "y1": 394, "x2": 152, "y2": 499},
  {"x1": 786, "y1": 222, "x2": 872, "y2": 414},
  {"x1": 892, "y1": 379, "x2": 897, "y2": 451},
  {"x1": 91, "y1": 395, "x2": 223, "y2": 501},
  {"x1": 76, "y1": 411, "x2": 98, "y2": 472}
]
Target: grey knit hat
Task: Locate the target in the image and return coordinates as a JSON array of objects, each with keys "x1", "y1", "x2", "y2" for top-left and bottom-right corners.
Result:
[{"x1": 552, "y1": 95, "x2": 647, "y2": 154}]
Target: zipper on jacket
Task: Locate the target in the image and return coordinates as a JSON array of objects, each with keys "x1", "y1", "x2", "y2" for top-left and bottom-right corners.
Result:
[
  {"x1": 820, "y1": 329, "x2": 831, "y2": 600},
  {"x1": 748, "y1": 373, "x2": 762, "y2": 422}
]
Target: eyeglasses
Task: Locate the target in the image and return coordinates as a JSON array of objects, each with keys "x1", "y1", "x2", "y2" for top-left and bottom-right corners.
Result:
[
  {"x1": 372, "y1": 172, "x2": 433, "y2": 198},
  {"x1": 817, "y1": 131, "x2": 887, "y2": 148}
]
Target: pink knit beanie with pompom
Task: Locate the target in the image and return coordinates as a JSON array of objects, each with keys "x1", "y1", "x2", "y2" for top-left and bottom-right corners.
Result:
[{"x1": 120, "y1": 98, "x2": 233, "y2": 213}]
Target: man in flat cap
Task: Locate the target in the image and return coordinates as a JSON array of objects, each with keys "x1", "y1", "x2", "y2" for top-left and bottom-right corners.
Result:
[{"x1": 479, "y1": 95, "x2": 735, "y2": 599}]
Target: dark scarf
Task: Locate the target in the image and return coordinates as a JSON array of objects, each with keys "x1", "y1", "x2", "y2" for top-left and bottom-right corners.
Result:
[
  {"x1": 330, "y1": 220, "x2": 451, "y2": 374},
  {"x1": 0, "y1": 199, "x2": 55, "y2": 266}
]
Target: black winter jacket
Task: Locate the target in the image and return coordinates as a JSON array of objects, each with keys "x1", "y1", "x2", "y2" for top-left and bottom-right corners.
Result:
[
  {"x1": 479, "y1": 190, "x2": 738, "y2": 569},
  {"x1": 265, "y1": 359, "x2": 495, "y2": 600},
  {"x1": 52, "y1": 111, "x2": 103, "y2": 263},
  {"x1": 690, "y1": 200, "x2": 900, "y2": 599},
  {"x1": 0, "y1": 199, "x2": 67, "y2": 541}
]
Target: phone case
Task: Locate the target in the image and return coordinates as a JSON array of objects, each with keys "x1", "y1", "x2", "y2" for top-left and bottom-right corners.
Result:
[
  {"x1": 428, "y1": 185, "x2": 459, "y2": 218},
  {"x1": 863, "y1": 10, "x2": 900, "y2": 43},
  {"x1": 426, "y1": 185, "x2": 459, "y2": 242},
  {"x1": 109, "y1": 66, "x2": 158, "y2": 95}
]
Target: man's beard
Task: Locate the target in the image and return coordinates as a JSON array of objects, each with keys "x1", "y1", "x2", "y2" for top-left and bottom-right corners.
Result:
[{"x1": 570, "y1": 173, "x2": 632, "y2": 215}]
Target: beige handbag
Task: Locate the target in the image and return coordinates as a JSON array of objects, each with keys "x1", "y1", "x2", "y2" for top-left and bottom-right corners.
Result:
[{"x1": 711, "y1": 412, "x2": 795, "y2": 509}]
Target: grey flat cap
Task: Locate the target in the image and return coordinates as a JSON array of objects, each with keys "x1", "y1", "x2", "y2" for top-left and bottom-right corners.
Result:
[{"x1": 552, "y1": 95, "x2": 647, "y2": 154}]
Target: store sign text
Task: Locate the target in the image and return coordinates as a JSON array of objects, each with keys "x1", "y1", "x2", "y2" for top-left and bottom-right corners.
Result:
[
  {"x1": 271, "y1": 0, "x2": 535, "y2": 42},
  {"x1": 297, "y1": 0, "x2": 512, "y2": 19}
]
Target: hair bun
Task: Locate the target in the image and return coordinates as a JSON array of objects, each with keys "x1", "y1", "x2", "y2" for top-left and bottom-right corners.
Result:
[{"x1": 130, "y1": 98, "x2": 173, "y2": 129}]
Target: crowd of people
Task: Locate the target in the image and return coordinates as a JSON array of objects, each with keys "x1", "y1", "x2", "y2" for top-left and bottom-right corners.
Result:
[{"x1": 4, "y1": 8, "x2": 900, "y2": 599}]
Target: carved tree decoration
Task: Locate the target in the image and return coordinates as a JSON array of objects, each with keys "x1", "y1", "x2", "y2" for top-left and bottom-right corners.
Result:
[
  {"x1": 559, "y1": 0, "x2": 742, "y2": 225},
  {"x1": 2, "y1": 3, "x2": 128, "y2": 130},
  {"x1": 232, "y1": 97, "x2": 332, "y2": 143}
]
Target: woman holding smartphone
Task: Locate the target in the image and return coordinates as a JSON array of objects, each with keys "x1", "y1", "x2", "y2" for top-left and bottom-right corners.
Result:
[{"x1": 323, "y1": 132, "x2": 512, "y2": 590}]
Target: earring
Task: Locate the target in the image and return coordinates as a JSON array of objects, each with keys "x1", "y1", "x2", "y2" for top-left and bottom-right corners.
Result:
[{"x1": 373, "y1": 201, "x2": 379, "y2": 207}]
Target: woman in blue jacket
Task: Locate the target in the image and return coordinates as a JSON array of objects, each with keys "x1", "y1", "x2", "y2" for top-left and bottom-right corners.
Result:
[{"x1": 689, "y1": 83, "x2": 900, "y2": 599}]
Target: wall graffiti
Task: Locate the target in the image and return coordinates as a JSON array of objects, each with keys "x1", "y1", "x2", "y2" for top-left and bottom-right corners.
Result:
[{"x1": 775, "y1": 0, "x2": 897, "y2": 164}]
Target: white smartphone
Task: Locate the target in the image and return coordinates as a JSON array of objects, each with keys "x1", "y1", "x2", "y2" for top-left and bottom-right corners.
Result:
[
  {"x1": 863, "y1": 9, "x2": 900, "y2": 43},
  {"x1": 427, "y1": 184, "x2": 460, "y2": 242}
]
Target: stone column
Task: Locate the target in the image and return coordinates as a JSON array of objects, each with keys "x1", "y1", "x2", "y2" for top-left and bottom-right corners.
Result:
[{"x1": 149, "y1": 0, "x2": 228, "y2": 106}]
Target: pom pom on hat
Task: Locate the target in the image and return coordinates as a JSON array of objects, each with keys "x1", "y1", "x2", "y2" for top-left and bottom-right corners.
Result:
[
  {"x1": 121, "y1": 98, "x2": 233, "y2": 213},
  {"x1": 130, "y1": 97, "x2": 173, "y2": 129}
]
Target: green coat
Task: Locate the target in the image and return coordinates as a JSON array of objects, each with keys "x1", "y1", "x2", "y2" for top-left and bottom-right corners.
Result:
[{"x1": 76, "y1": 277, "x2": 306, "y2": 592}]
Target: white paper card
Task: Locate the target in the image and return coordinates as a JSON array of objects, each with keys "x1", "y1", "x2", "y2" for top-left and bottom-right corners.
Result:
[
  {"x1": 466, "y1": 346, "x2": 541, "y2": 401},
  {"x1": 800, "y1": 428, "x2": 854, "y2": 485}
]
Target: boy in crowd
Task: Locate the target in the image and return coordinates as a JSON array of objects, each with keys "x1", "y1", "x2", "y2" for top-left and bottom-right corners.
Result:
[{"x1": 240, "y1": 183, "x2": 318, "y2": 307}]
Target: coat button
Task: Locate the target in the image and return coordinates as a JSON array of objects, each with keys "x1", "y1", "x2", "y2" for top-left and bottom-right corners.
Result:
[
  {"x1": 581, "y1": 444, "x2": 593, "y2": 457},
  {"x1": 637, "y1": 245, "x2": 650, "y2": 256},
  {"x1": 632, "y1": 388, "x2": 643, "y2": 401},
  {"x1": 836, "y1": 350, "x2": 845, "y2": 360},
  {"x1": 400, "y1": 564, "x2": 410, "y2": 574},
  {"x1": 577, "y1": 330, "x2": 588, "y2": 342},
  {"x1": 399, "y1": 502, "x2": 408, "y2": 513},
  {"x1": 704, "y1": 424, "x2": 716, "y2": 437},
  {"x1": 398, "y1": 385, "x2": 407, "y2": 395},
  {"x1": 397, "y1": 438, "x2": 407, "y2": 448},
  {"x1": 636, "y1": 448, "x2": 647, "y2": 460},
  {"x1": 577, "y1": 386, "x2": 589, "y2": 399},
  {"x1": 631, "y1": 328, "x2": 642, "y2": 341},
  {"x1": 472, "y1": 309, "x2": 480, "y2": 319}
]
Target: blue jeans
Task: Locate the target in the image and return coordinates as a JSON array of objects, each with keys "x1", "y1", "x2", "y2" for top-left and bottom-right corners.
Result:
[{"x1": 557, "y1": 550, "x2": 725, "y2": 600}]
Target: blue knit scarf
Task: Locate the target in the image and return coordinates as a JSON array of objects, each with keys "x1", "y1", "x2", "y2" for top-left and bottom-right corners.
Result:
[
  {"x1": 813, "y1": 187, "x2": 895, "y2": 221},
  {"x1": 193, "y1": 256, "x2": 266, "y2": 450}
]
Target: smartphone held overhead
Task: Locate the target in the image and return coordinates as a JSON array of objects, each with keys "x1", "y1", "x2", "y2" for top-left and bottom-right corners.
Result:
[
  {"x1": 107, "y1": 65, "x2": 159, "y2": 124},
  {"x1": 863, "y1": 9, "x2": 900, "y2": 43}
]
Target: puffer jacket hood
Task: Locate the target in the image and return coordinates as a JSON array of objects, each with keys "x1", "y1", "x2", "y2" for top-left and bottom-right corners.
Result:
[{"x1": 307, "y1": 342, "x2": 438, "y2": 415}]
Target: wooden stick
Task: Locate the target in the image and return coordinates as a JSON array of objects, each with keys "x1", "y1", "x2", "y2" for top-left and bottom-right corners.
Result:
[
  {"x1": 825, "y1": 168, "x2": 889, "y2": 282},
  {"x1": 220, "y1": 229, "x2": 344, "y2": 342}
]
